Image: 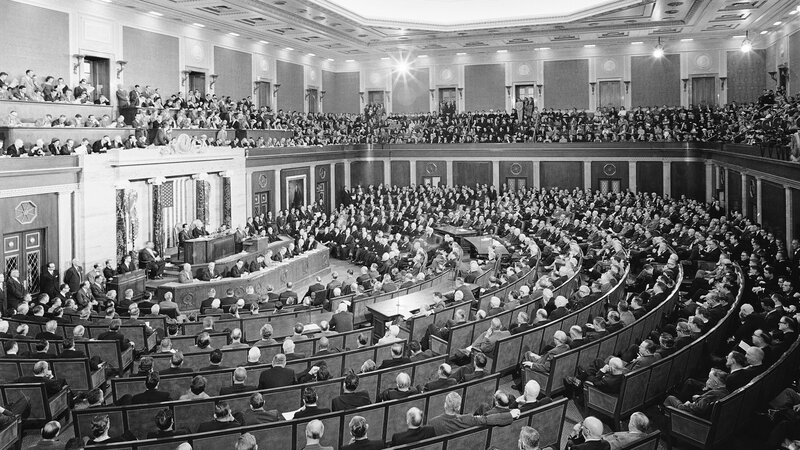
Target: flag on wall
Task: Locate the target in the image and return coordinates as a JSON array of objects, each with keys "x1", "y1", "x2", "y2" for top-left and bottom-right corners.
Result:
[{"x1": 161, "y1": 180, "x2": 187, "y2": 249}]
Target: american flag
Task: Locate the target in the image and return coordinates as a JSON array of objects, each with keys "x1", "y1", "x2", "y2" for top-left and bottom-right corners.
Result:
[{"x1": 160, "y1": 180, "x2": 189, "y2": 250}]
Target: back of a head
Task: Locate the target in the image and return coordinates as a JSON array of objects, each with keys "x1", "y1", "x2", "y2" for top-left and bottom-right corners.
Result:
[
  {"x1": 582, "y1": 416, "x2": 604, "y2": 439},
  {"x1": 629, "y1": 412, "x2": 650, "y2": 433},
  {"x1": 524, "y1": 380, "x2": 541, "y2": 401},
  {"x1": 391, "y1": 343, "x2": 403, "y2": 358},
  {"x1": 518, "y1": 426, "x2": 541, "y2": 450},
  {"x1": 154, "y1": 408, "x2": 173, "y2": 431},
  {"x1": 41, "y1": 420, "x2": 61, "y2": 440},
  {"x1": 348, "y1": 416, "x2": 368, "y2": 439},
  {"x1": 406, "y1": 407, "x2": 423, "y2": 427},
  {"x1": 396, "y1": 372, "x2": 411, "y2": 390},
  {"x1": 305, "y1": 419, "x2": 325, "y2": 440},
  {"x1": 235, "y1": 432, "x2": 258, "y2": 450},
  {"x1": 444, "y1": 391, "x2": 462, "y2": 414},
  {"x1": 214, "y1": 401, "x2": 231, "y2": 419},
  {"x1": 145, "y1": 371, "x2": 160, "y2": 390},
  {"x1": 344, "y1": 372, "x2": 360, "y2": 391},
  {"x1": 273, "y1": 353, "x2": 286, "y2": 367}
]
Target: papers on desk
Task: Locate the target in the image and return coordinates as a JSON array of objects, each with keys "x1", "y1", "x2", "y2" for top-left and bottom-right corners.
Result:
[
  {"x1": 738, "y1": 340, "x2": 753, "y2": 352},
  {"x1": 303, "y1": 324, "x2": 321, "y2": 334},
  {"x1": 282, "y1": 411, "x2": 296, "y2": 420}
]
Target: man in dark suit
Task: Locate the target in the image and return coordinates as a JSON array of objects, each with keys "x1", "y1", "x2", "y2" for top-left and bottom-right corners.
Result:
[
  {"x1": 59, "y1": 338, "x2": 86, "y2": 359},
  {"x1": 196, "y1": 401, "x2": 243, "y2": 432},
  {"x1": 102, "y1": 259, "x2": 116, "y2": 281},
  {"x1": 131, "y1": 372, "x2": 172, "y2": 404},
  {"x1": 243, "y1": 392, "x2": 282, "y2": 424},
  {"x1": 15, "y1": 361, "x2": 67, "y2": 398},
  {"x1": 332, "y1": 373, "x2": 372, "y2": 412},
  {"x1": 40, "y1": 263, "x2": 59, "y2": 298},
  {"x1": 220, "y1": 367, "x2": 256, "y2": 395},
  {"x1": 258, "y1": 353, "x2": 296, "y2": 389},
  {"x1": 329, "y1": 302, "x2": 354, "y2": 332},
  {"x1": 139, "y1": 241, "x2": 166, "y2": 279},
  {"x1": 389, "y1": 407, "x2": 436, "y2": 446},
  {"x1": 90, "y1": 275, "x2": 105, "y2": 301},
  {"x1": 199, "y1": 288, "x2": 218, "y2": 315},
  {"x1": 197, "y1": 263, "x2": 222, "y2": 282},
  {"x1": 294, "y1": 387, "x2": 331, "y2": 419},
  {"x1": 63, "y1": 259, "x2": 83, "y2": 295},
  {"x1": 5, "y1": 270, "x2": 26, "y2": 312},
  {"x1": 304, "y1": 277, "x2": 326, "y2": 300},
  {"x1": 378, "y1": 344, "x2": 411, "y2": 369},
  {"x1": 228, "y1": 260, "x2": 248, "y2": 278},
  {"x1": 117, "y1": 254, "x2": 136, "y2": 275},
  {"x1": 341, "y1": 416, "x2": 384, "y2": 450},
  {"x1": 278, "y1": 282, "x2": 298, "y2": 306},
  {"x1": 177, "y1": 224, "x2": 191, "y2": 251},
  {"x1": 160, "y1": 352, "x2": 194, "y2": 375},
  {"x1": 421, "y1": 364, "x2": 457, "y2": 392},
  {"x1": 96, "y1": 319, "x2": 133, "y2": 352}
]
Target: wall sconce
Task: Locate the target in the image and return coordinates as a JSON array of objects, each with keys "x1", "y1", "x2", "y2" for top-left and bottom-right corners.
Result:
[
  {"x1": 768, "y1": 71, "x2": 777, "y2": 82},
  {"x1": 147, "y1": 176, "x2": 166, "y2": 185},
  {"x1": 73, "y1": 54, "x2": 85, "y2": 75},
  {"x1": 115, "y1": 60, "x2": 127, "y2": 79},
  {"x1": 320, "y1": 90, "x2": 326, "y2": 100},
  {"x1": 589, "y1": 82, "x2": 596, "y2": 94},
  {"x1": 457, "y1": 87, "x2": 463, "y2": 99},
  {"x1": 219, "y1": 170, "x2": 233, "y2": 178},
  {"x1": 429, "y1": 89, "x2": 435, "y2": 100},
  {"x1": 273, "y1": 83, "x2": 281, "y2": 96},
  {"x1": 181, "y1": 71, "x2": 190, "y2": 87},
  {"x1": 305, "y1": 88, "x2": 314, "y2": 99},
  {"x1": 505, "y1": 85, "x2": 512, "y2": 96},
  {"x1": 191, "y1": 172, "x2": 209, "y2": 181},
  {"x1": 536, "y1": 84, "x2": 543, "y2": 96},
  {"x1": 719, "y1": 77, "x2": 727, "y2": 90},
  {"x1": 623, "y1": 81, "x2": 630, "y2": 93},
  {"x1": 681, "y1": 78, "x2": 689, "y2": 91},
  {"x1": 209, "y1": 74, "x2": 219, "y2": 88},
  {"x1": 359, "y1": 91, "x2": 365, "y2": 101},
  {"x1": 253, "y1": 82, "x2": 259, "y2": 94},
  {"x1": 385, "y1": 90, "x2": 391, "y2": 102}
]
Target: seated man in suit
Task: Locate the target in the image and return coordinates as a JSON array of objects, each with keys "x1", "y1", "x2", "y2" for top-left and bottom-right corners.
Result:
[
  {"x1": 147, "y1": 408, "x2": 189, "y2": 439},
  {"x1": 421, "y1": 363, "x2": 457, "y2": 392},
  {"x1": 294, "y1": 387, "x2": 331, "y2": 419},
  {"x1": 138, "y1": 241, "x2": 166, "y2": 279},
  {"x1": 220, "y1": 367, "x2": 256, "y2": 395},
  {"x1": 15, "y1": 361, "x2": 67, "y2": 398},
  {"x1": 301, "y1": 419, "x2": 333, "y2": 450},
  {"x1": 452, "y1": 317, "x2": 510, "y2": 365},
  {"x1": 603, "y1": 412, "x2": 651, "y2": 450},
  {"x1": 379, "y1": 372, "x2": 419, "y2": 402},
  {"x1": 131, "y1": 372, "x2": 172, "y2": 404},
  {"x1": 390, "y1": 407, "x2": 436, "y2": 446},
  {"x1": 160, "y1": 351, "x2": 193, "y2": 375},
  {"x1": 258, "y1": 353, "x2": 296, "y2": 389},
  {"x1": 428, "y1": 391, "x2": 518, "y2": 436},
  {"x1": 565, "y1": 416, "x2": 611, "y2": 450},
  {"x1": 378, "y1": 343, "x2": 410, "y2": 369},
  {"x1": 243, "y1": 392, "x2": 282, "y2": 424},
  {"x1": 117, "y1": 254, "x2": 137, "y2": 275},
  {"x1": 663, "y1": 368, "x2": 729, "y2": 419},
  {"x1": 59, "y1": 338, "x2": 86, "y2": 359},
  {"x1": 177, "y1": 263, "x2": 195, "y2": 284},
  {"x1": 341, "y1": 415, "x2": 384, "y2": 450},
  {"x1": 197, "y1": 401, "x2": 243, "y2": 432},
  {"x1": 332, "y1": 372, "x2": 372, "y2": 412},
  {"x1": 278, "y1": 282, "x2": 298, "y2": 307},
  {"x1": 520, "y1": 330, "x2": 570, "y2": 373},
  {"x1": 228, "y1": 260, "x2": 248, "y2": 278},
  {"x1": 198, "y1": 263, "x2": 222, "y2": 282},
  {"x1": 511, "y1": 380, "x2": 552, "y2": 412},
  {"x1": 96, "y1": 319, "x2": 135, "y2": 352}
]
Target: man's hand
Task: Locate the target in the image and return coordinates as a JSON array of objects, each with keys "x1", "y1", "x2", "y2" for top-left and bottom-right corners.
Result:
[{"x1": 510, "y1": 409, "x2": 521, "y2": 419}]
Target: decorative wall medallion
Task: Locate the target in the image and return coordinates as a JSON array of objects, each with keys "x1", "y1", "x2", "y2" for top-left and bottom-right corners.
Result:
[
  {"x1": 510, "y1": 163, "x2": 523, "y2": 175},
  {"x1": 318, "y1": 167, "x2": 327, "y2": 180},
  {"x1": 517, "y1": 64, "x2": 531, "y2": 76},
  {"x1": 181, "y1": 293, "x2": 194, "y2": 308},
  {"x1": 695, "y1": 54, "x2": 712, "y2": 71},
  {"x1": 369, "y1": 72, "x2": 382, "y2": 85},
  {"x1": 309, "y1": 69, "x2": 317, "y2": 82},
  {"x1": 603, "y1": 59, "x2": 616, "y2": 72},
  {"x1": 260, "y1": 58, "x2": 270, "y2": 72},
  {"x1": 14, "y1": 201, "x2": 37, "y2": 225},
  {"x1": 258, "y1": 173, "x2": 269, "y2": 188},
  {"x1": 602, "y1": 163, "x2": 617, "y2": 176},
  {"x1": 441, "y1": 68, "x2": 453, "y2": 81},
  {"x1": 425, "y1": 163, "x2": 438, "y2": 174},
  {"x1": 190, "y1": 44, "x2": 204, "y2": 63}
]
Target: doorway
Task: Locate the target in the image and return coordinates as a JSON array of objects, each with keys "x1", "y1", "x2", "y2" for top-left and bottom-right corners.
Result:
[
  {"x1": 188, "y1": 71, "x2": 206, "y2": 96},
  {"x1": 691, "y1": 77, "x2": 716, "y2": 106},
  {"x1": 421, "y1": 176, "x2": 441, "y2": 186},
  {"x1": 82, "y1": 56, "x2": 110, "y2": 103},
  {"x1": 598, "y1": 81, "x2": 622, "y2": 108},
  {"x1": 439, "y1": 88, "x2": 456, "y2": 114},
  {"x1": 4, "y1": 229, "x2": 44, "y2": 295},
  {"x1": 506, "y1": 177, "x2": 527, "y2": 192},
  {"x1": 307, "y1": 88, "x2": 318, "y2": 114},
  {"x1": 599, "y1": 178, "x2": 621, "y2": 194},
  {"x1": 253, "y1": 191, "x2": 271, "y2": 217},
  {"x1": 256, "y1": 81, "x2": 271, "y2": 110},
  {"x1": 515, "y1": 85, "x2": 535, "y2": 101},
  {"x1": 368, "y1": 91, "x2": 384, "y2": 105}
]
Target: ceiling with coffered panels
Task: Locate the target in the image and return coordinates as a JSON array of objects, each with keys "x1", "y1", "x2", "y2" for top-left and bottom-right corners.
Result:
[{"x1": 125, "y1": 0, "x2": 800, "y2": 59}]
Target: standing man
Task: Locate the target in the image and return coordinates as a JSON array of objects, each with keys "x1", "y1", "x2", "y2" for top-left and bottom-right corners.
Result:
[
  {"x1": 40, "y1": 262, "x2": 59, "y2": 298},
  {"x1": 139, "y1": 241, "x2": 166, "y2": 279},
  {"x1": 5, "y1": 270, "x2": 26, "y2": 313},
  {"x1": 64, "y1": 258, "x2": 83, "y2": 296}
]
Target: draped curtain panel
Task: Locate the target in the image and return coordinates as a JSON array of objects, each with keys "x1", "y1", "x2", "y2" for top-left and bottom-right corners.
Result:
[
  {"x1": 392, "y1": 68, "x2": 430, "y2": 114},
  {"x1": 727, "y1": 50, "x2": 766, "y2": 104},
  {"x1": 195, "y1": 180, "x2": 210, "y2": 224},
  {"x1": 543, "y1": 60, "x2": 590, "y2": 110},
  {"x1": 123, "y1": 27, "x2": 179, "y2": 93},
  {"x1": 152, "y1": 185, "x2": 163, "y2": 253},
  {"x1": 277, "y1": 60, "x2": 305, "y2": 112},
  {"x1": 464, "y1": 64, "x2": 505, "y2": 111},
  {"x1": 213, "y1": 46, "x2": 253, "y2": 101},
  {"x1": 0, "y1": 0, "x2": 69, "y2": 81},
  {"x1": 116, "y1": 189, "x2": 127, "y2": 264},
  {"x1": 222, "y1": 177, "x2": 232, "y2": 228},
  {"x1": 791, "y1": 32, "x2": 800, "y2": 95},
  {"x1": 631, "y1": 54, "x2": 681, "y2": 107}
]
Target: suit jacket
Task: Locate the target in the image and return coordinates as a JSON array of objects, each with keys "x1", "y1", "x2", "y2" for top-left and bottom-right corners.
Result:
[
  {"x1": 243, "y1": 408, "x2": 282, "y2": 424},
  {"x1": 229, "y1": 265, "x2": 247, "y2": 278},
  {"x1": 15, "y1": 376, "x2": 66, "y2": 397},
  {"x1": 331, "y1": 391, "x2": 371, "y2": 411},
  {"x1": 178, "y1": 271, "x2": 193, "y2": 284},
  {"x1": 330, "y1": 312, "x2": 354, "y2": 332},
  {"x1": 428, "y1": 411, "x2": 513, "y2": 436},
  {"x1": 423, "y1": 378, "x2": 457, "y2": 392},
  {"x1": 301, "y1": 444, "x2": 333, "y2": 450},
  {"x1": 572, "y1": 440, "x2": 611, "y2": 450},
  {"x1": 97, "y1": 330, "x2": 131, "y2": 351},
  {"x1": 604, "y1": 432, "x2": 647, "y2": 450},
  {"x1": 528, "y1": 343, "x2": 570, "y2": 373},
  {"x1": 64, "y1": 266, "x2": 82, "y2": 293},
  {"x1": 59, "y1": 349, "x2": 86, "y2": 359},
  {"x1": 5, "y1": 278, "x2": 25, "y2": 308},
  {"x1": 131, "y1": 389, "x2": 172, "y2": 404},
  {"x1": 258, "y1": 367, "x2": 296, "y2": 389},
  {"x1": 470, "y1": 329, "x2": 511, "y2": 357},
  {"x1": 219, "y1": 384, "x2": 256, "y2": 396},
  {"x1": 294, "y1": 405, "x2": 331, "y2": 419},
  {"x1": 341, "y1": 439, "x2": 384, "y2": 450},
  {"x1": 40, "y1": 270, "x2": 59, "y2": 297},
  {"x1": 117, "y1": 262, "x2": 136, "y2": 274},
  {"x1": 390, "y1": 426, "x2": 436, "y2": 446},
  {"x1": 378, "y1": 357, "x2": 411, "y2": 370},
  {"x1": 675, "y1": 387, "x2": 728, "y2": 418}
]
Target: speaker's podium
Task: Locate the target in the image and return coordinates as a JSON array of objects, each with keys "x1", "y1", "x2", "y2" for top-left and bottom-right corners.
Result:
[{"x1": 107, "y1": 269, "x2": 147, "y2": 303}]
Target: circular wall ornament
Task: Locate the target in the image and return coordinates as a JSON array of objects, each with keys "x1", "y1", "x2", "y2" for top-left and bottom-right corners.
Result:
[
  {"x1": 258, "y1": 173, "x2": 269, "y2": 188},
  {"x1": 602, "y1": 163, "x2": 617, "y2": 176},
  {"x1": 441, "y1": 68, "x2": 453, "y2": 81},
  {"x1": 318, "y1": 167, "x2": 327, "y2": 180},
  {"x1": 181, "y1": 293, "x2": 194, "y2": 308},
  {"x1": 15, "y1": 201, "x2": 37, "y2": 225},
  {"x1": 603, "y1": 59, "x2": 616, "y2": 72},
  {"x1": 425, "y1": 163, "x2": 438, "y2": 174},
  {"x1": 695, "y1": 54, "x2": 712, "y2": 71},
  {"x1": 510, "y1": 163, "x2": 523, "y2": 175},
  {"x1": 517, "y1": 64, "x2": 531, "y2": 76}
]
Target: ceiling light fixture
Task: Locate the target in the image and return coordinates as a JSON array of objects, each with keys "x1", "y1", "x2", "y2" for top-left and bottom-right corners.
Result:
[
  {"x1": 760, "y1": 30, "x2": 768, "y2": 35},
  {"x1": 149, "y1": 11, "x2": 163, "y2": 16},
  {"x1": 259, "y1": 40, "x2": 269, "y2": 44},
  {"x1": 456, "y1": 52, "x2": 467, "y2": 55},
  {"x1": 192, "y1": 23, "x2": 205, "y2": 28},
  {"x1": 773, "y1": 21, "x2": 782, "y2": 25},
  {"x1": 680, "y1": 38, "x2": 693, "y2": 42},
  {"x1": 327, "y1": 58, "x2": 335, "y2": 61},
  {"x1": 418, "y1": 54, "x2": 428, "y2": 58},
  {"x1": 631, "y1": 41, "x2": 643, "y2": 45},
  {"x1": 285, "y1": 47, "x2": 294, "y2": 51},
  {"x1": 535, "y1": 47, "x2": 550, "y2": 51},
  {"x1": 584, "y1": 44, "x2": 596, "y2": 48},
  {"x1": 345, "y1": 59, "x2": 355, "y2": 62},
  {"x1": 381, "y1": 57, "x2": 390, "y2": 60},
  {"x1": 653, "y1": 37, "x2": 664, "y2": 58},
  {"x1": 229, "y1": 32, "x2": 239, "y2": 36},
  {"x1": 307, "y1": 53, "x2": 316, "y2": 57},
  {"x1": 740, "y1": 31, "x2": 752, "y2": 53},
  {"x1": 497, "y1": 49, "x2": 508, "y2": 53}
]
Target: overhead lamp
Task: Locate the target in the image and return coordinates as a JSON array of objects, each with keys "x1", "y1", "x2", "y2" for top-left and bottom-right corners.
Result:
[
  {"x1": 773, "y1": 21, "x2": 782, "y2": 26},
  {"x1": 584, "y1": 44, "x2": 596, "y2": 48},
  {"x1": 229, "y1": 32, "x2": 239, "y2": 37},
  {"x1": 497, "y1": 49, "x2": 508, "y2": 53},
  {"x1": 327, "y1": 58, "x2": 335, "y2": 62},
  {"x1": 652, "y1": 37, "x2": 664, "y2": 58},
  {"x1": 285, "y1": 47, "x2": 294, "y2": 51},
  {"x1": 456, "y1": 52, "x2": 467, "y2": 55},
  {"x1": 760, "y1": 30, "x2": 768, "y2": 35},
  {"x1": 149, "y1": 11, "x2": 163, "y2": 16},
  {"x1": 418, "y1": 54, "x2": 428, "y2": 58},
  {"x1": 345, "y1": 59, "x2": 355, "y2": 62},
  {"x1": 740, "y1": 31, "x2": 752, "y2": 53},
  {"x1": 259, "y1": 40, "x2": 269, "y2": 44},
  {"x1": 680, "y1": 38, "x2": 693, "y2": 42},
  {"x1": 307, "y1": 53, "x2": 316, "y2": 57},
  {"x1": 631, "y1": 41, "x2": 643, "y2": 45},
  {"x1": 192, "y1": 23, "x2": 205, "y2": 28}
]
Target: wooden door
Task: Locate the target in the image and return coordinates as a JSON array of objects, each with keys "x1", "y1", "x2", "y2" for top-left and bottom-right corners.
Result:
[
  {"x1": 4, "y1": 229, "x2": 44, "y2": 294},
  {"x1": 189, "y1": 72, "x2": 206, "y2": 96},
  {"x1": 256, "y1": 81, "x2": 270, "y2": 109},
  {"x1": 691, "y1": 77, "x2": 716, "y2": 106},
  {"x1": 598, "y1": 81, "x2": 622, "y2": 108}
]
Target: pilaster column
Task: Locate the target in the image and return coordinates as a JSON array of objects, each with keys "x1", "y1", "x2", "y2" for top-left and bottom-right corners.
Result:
[
  {"x1": 786, "y1": 186, "x2": 794, "y2": 246},
  {"x1": 756, "y1": 177, "x2": 763, "y2": 224},
  {"x1": 492, "y1": 161, "x2": 500, "y2": 189},
  {"x1": 663, "y1": 161, "x2": 672, "y2": 197},
  {"x1": 724, "y1": 167, "x2": 730, "y2": 212},
  {"x1": 57, "y1": 190, "x2": 74, "y2": 276},
  {"x1": 409, "y1": 160, "x2": 417, "y2": 186},
  {"x1": 221, "y1": 172, "x2": 232, "y2": 228},
  {"x1": 445, "y1": 160, "x2": 453, "y2": 187},
  {"x1": 741, "y1": 173, "x2": 747, "y2": 217},
  {"x1": 329, "y1": 163, "x2": 336, "y2": 211},
  {"x1": 583, "y1": 162, "x2": 591, "y2": 191},
  {"x1": 628, "y1": 161, "x2": 637, "y2": 193},
  {"x1": 532, "y1": 161, "x2": 541, "y2": 189},
  {"x1": 384, "y1": 159, "x2": 391, "y2": 187},
  {"x1": 273, "y1": 171, "x2": 281, "y2": 214},
  {"x1": 705, "y1": 161, "x2": 713, "y2": 203},
  {"x1": 344, "y1": 160, "x2": 352, "y2": 189},
  {"x1": 309, "y1": 166, "x2": 316, "y2": 206}
]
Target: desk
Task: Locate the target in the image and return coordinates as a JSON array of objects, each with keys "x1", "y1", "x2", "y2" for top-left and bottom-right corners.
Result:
[
  {"x1": 433, "y1": 225, "x2": 477, "y2": 247},
  {"x1": 464, "y1": 236, "x2": 509, "y2": 257},
  {"x1": 191, "y1": 237, "x2": 292, "y2": 277},
  {"x1": 156, "y1": 248, "x2": 330, "y2": 310},
  {"x1": 106, "y1": 269, "x2": 146, "y2": 303},
  {"x1": 242, "y1": 235, "x2": 281, "y2": 253},
  {"x1": 183, "y1": 233, "x2": 236, "y2": 264}
]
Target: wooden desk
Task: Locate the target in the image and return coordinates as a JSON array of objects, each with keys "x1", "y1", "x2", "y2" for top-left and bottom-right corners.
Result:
[
  {"x1": 183, "y1": 233, "x2": 236, "y2": 264},
  {"x1": 190, "y1": 237, "x2": 292, "y2": 277},
  {"x1": 156, "y1": 248, "x2": 330, "y2": 310},
  {"x1": 434, "y1": 225, "x2": 477, "y2": 239},
  {"x1": 242, "y1": 235, "x2": 281, "y2": 253},
  {"x1": 464, "y1": 236, "x2": 509, "y2": 257},
  {"x1": 106, "y1": 269, "x2": 146, "y2": 303}
]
